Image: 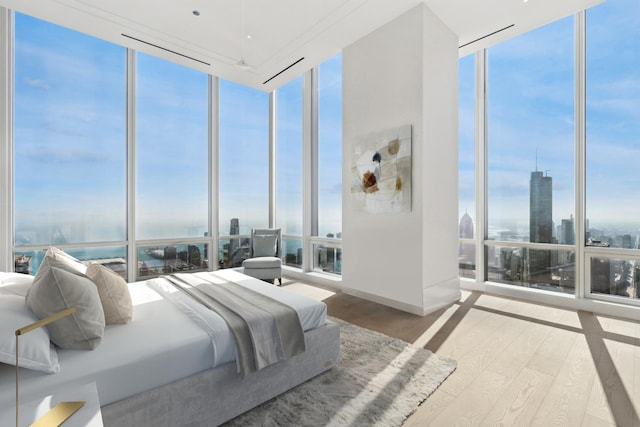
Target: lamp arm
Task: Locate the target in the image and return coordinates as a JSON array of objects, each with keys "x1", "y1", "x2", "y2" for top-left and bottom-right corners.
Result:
[
  {"x1": 15, "y1": 306, "x2": 76, "y2": 427},
  {"x1": 15, "y1": 307, "x2": 77, "y2": 336}
]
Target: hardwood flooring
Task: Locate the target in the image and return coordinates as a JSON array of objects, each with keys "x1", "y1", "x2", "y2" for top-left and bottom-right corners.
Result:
[{"x1": 281, "y1": 280, "x2": 640, "y2": 427}]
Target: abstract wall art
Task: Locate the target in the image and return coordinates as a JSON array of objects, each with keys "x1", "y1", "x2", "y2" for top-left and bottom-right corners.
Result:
[{"x1": 351, "y1": 124, "x2": 412, "y2": 213}]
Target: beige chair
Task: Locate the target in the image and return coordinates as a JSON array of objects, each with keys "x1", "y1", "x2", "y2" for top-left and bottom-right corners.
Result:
[{"x1": 242, "y1": 228, "x2": 282, "y2": 285}]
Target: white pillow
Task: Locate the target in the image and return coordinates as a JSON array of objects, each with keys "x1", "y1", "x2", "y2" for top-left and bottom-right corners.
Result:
[
  {"x1": 86, "y1": 263, "x2": 133, "y2": 325},
  {"x1": 0, "y1": 295, "x2": 60, "y2": 373},
  {"x1": 26, "y1": 256, "x2": 105, "y2": 350},
  {"x1": 45, "y1": 246, "x2": 88, "y2": 275},
  {"x1": 0, "y1": 272, "x2": 34, "y2": 297}
]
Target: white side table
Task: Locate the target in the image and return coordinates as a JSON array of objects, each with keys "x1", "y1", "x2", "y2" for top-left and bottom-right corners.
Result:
[{"x1": 0, "y1": 381, "x2": 103, "y2": 427}]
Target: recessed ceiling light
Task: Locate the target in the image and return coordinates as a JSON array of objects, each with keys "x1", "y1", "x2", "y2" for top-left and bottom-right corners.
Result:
[{"x1": 192, "y1": 10, "x2": 200, "y2": 16}]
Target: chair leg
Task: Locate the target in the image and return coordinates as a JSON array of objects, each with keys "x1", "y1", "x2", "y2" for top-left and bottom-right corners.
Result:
[{"x1": 277, "y1": 278, "x2": 282, "y2": 286}]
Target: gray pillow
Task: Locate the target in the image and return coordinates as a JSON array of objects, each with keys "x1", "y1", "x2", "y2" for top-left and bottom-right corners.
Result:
[
  {"x1": 26, "y1": 256, "x2": 105, "y2": 350},
  {"x1": 86, "y1": 263, "x2": 133, "y2": 325},
  {"x1": 253, "y1": 234, "x2": 278, "y2": 257}
]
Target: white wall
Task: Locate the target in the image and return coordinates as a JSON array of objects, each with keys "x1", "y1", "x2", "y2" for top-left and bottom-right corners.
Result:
[{"x1": 342, "y1": 4, "x2": 460, "y2": 315}]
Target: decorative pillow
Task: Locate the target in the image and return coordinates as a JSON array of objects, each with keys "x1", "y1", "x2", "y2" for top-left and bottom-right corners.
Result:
[
  {"x1": 26, "y1": 256, "x2": 105, "y2": 350},
  {"x1": 0, "y1": 295, "x2": 60, "y2": 373},
  {"x1": 45, "y1": 246, "x2": 88, "y2": 275},
  {"x1": 86, "y1": 263, "x2": 133, "y2": 325},
  {"x1": 253, "y1": 234, "x2": 278, "y2": 257},
  {"x1": 0, "y1": 272, "x2": 34, "y2": 297}
]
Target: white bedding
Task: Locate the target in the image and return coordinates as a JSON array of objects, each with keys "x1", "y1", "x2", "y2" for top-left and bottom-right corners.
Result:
[{"x1": 0, "y1": 270, "x2": 327, "y2": 408}]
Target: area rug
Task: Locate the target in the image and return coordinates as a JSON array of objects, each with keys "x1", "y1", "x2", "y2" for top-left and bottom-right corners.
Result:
[{"x1": 223, "y1": 317, "x2": 456, "y2": 426}]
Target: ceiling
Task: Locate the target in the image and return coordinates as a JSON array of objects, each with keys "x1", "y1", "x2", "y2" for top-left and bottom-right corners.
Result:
[{"x1": 0, "y1": 0, "x2": 604, "y2": 92}]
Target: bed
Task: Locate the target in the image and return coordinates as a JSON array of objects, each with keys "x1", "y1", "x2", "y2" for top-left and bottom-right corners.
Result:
[{"x1": 0, "y1": 265, "x2": 340, "y2": 426}]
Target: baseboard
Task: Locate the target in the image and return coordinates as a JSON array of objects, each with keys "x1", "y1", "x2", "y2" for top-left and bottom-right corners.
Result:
[
  {"x1": 461, "y1": 280, "x2": 640, "y2": 321},
  {"x1": 422, "y1": 277, "x2": 461, "y2": 316},
  {"x1": 341, "y1": 286, "x2": 425, "y2": 316}
]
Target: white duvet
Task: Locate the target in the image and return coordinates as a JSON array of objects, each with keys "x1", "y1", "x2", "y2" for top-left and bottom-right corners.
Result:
[{"x1": 0, "y1": 269, "x2": 327, "y2": 409}]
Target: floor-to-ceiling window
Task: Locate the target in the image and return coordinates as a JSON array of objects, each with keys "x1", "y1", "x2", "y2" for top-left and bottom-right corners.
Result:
[
  {"x1": 218, "y1": 80, "x2": 269, "y2": 268},
  {"x1": 275, "y1": 77, "x2": 303, "y2": 268},
  {"x1": 458, "y1": 54, "x2": 476, "y2": 279},
  {"x1": 585, "y1": 0, "x2": 640, "y2": 302},
  {"x1": 315, "y1": 53, "x2": 342, "y2": 274},
  {"x1": 7, "y1": 10, "x2": 342, "y2": 281},
  {"x1": 460, "y1": 0, "x2": 640, "y2": 311},
  {"x1": 135, "y1": 52, "x2": 209, "y2": 278},
  {"x1": 486, "y1": 16, "x2": 575, "y2": 294},
  {"x1": 13, "y1": 13, "x2": 127, "y2": 276}
]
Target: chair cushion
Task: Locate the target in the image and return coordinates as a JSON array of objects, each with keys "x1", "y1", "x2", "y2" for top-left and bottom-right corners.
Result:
[
  {"x1": 252, "y1": 234, "x2": 278, "y2": 257},
  {"x1": 242, "y1": 256, "x2": 282, "y2": 269},
  {"x1": 243, "y1": 268, "x2": 282, "y2": 281}
]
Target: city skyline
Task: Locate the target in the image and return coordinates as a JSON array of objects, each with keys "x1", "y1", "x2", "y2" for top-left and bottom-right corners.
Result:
[
  {"x1": 459, "y1": 0, "x2": 640, "y2": 236},
  {"x1": 8, "y1": 2, "x2": 640, "y2": 252}
]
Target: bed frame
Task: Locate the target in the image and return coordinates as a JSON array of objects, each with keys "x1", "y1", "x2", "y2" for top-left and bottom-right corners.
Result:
[{"x1": 101, "y1": 321, "x2": 340, "y2": 426}]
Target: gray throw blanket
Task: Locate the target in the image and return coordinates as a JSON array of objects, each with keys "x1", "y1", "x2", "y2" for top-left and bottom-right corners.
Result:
[{"x1": 164, "y1": 273, "x2": 305, "y2": 377}]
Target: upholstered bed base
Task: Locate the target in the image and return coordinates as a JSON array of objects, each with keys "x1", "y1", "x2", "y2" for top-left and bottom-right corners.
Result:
[{"x1": 101, "y1": 321, "x2": 340, "y2": 427}]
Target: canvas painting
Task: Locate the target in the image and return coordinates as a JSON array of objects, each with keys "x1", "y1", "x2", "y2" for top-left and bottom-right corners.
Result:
[{"x1": 351, "y1": 125, "x2": 412, "y2": 213}]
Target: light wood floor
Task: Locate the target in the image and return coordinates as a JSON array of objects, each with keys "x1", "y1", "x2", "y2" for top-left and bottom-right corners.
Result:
[{"x1": 281, "y1": 279, "x2": 640, "y2": 427}]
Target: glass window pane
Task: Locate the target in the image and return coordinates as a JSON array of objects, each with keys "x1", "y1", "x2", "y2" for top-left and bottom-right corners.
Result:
[
  {"x1": 276, "y1": 77, "x2": 303, "y2": 234},
  {"x1": 15, "y1": 246, "x2": 127, "y2": 277},
  {"x1": 135, "y1": 53, "x2": 208, "y2": 240},
  {"x1": 14, "y1": 13, "x2": 126, "y2": 246},
  {"x1": 487, "y1": 18, "x2": 575, "y2": 244},
  {"x1": 218, "y1": 80, "x2": 269, "y2": 238},
  {"x1": 586, "y1": 0, "x2": 640, "y2": 249},
  {"x1": 590, "y1": 257, "x2": 639, "y2": 300},
  {"x1": 218, "y1": 237, "x2": 250, "y2": 268},
  {"x1": 283, "y1": 237, "x2": 303, "y2": 268},
  {"x1": 317, "y1": 53, "x2": 342, "y2": 239},
  {"x1": 459, "y1": 54, "x2": 476, "y2": 279},
  {"x1": 488, "y1": 245, "x2": 575, "y2": 293},
  {"x1": 276, "y1": 77, "x2": 303, "y2": 269},
  {"x1": 137, "y1": 243, "x2": 208, "y2": 279},
  {"x1": 313, "y1": 243, "x2": 342, "y2": 274}
]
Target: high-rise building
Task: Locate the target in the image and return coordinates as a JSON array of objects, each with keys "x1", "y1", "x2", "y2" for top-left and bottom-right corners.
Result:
[
  {"x1": 458, "y1": 212, "x2": 475, "y2": 277},
  {"x1": 230, "y1": 218, "x2": 240, "y2": 235},
  {"x1": 228, "y1": 218, "x2": 240, "y2": 267},
  {"x1": 459, "y1": 211, "x2": 474, "y2": 239},
  {"x1": 560, "y1": 215, "x2": 575, "y2": 245},
  {"x1": 529, "y1": 170, "x2": 553, "y2": 284},
  {"x1": 530, "y1": 171, "x2": 553, "y2": 243}
]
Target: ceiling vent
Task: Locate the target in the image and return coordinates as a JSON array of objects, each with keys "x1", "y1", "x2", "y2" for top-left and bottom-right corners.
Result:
[
  {"x1": 263, "y1": 57, "x2": 305, "y2": 85},
  {"x1": 458, "y1": 24, "x2": 515, "y2": 49},
  {"x1": 121, "y1": 34, "x2": 210, "y2": 66}
]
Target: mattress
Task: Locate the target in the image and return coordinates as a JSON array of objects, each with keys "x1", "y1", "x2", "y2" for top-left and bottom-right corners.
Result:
[{"x1": 0, "y1": 270, "x2": 327, "y2": 408}]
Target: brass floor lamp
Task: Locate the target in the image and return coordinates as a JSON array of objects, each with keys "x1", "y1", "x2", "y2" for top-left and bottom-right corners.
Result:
[{"x1": 15, "y1": 307, "x2": 85, "y2": 427}]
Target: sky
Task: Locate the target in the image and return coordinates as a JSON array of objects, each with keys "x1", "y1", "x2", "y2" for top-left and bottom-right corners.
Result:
[
  {"x1": 12, "y1": 12, "x2": 342, "y2": 246},
  {"x1": 458, "y1": 0, "x2": 640, "y2": 236},
  {"x1": 12, "y1": 0, "x2": 638, "y2": 247}
]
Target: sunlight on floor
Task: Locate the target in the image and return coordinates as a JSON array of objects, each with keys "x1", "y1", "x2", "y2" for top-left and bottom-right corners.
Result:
[{"x1": 282, "y1": 282, "x2": 336, "y2": 301}]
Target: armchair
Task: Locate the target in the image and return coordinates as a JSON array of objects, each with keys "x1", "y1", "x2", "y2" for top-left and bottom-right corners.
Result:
[{"x1": 242, "y1": 228, "x2": 282, "y2": 285}]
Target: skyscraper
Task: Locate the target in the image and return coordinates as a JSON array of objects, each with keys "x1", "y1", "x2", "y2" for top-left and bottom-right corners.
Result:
[
  {"x1": 458, "y1": 211, "x2": 475, "y2": 277},
  {"x1": 530, "y1": 171, "x2": 553, "y2": 243},
  {"x1": 227, "y1": 218, "x2": 240, "y2": 267},
  {"x1": 529, "y1": 170, "x2": 553, "y2": 284},
  {"x1": 560, "y1": 215, "x2": 575, "y2": 245}
]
